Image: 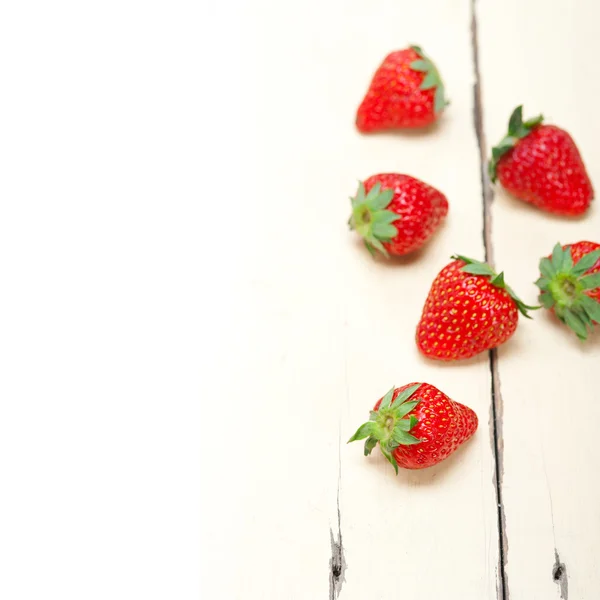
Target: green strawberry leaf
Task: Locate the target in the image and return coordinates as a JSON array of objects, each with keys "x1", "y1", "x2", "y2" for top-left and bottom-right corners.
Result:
[
  {"x1": 488, "y1": 105, "x2": 544, "y2": 182},
  {"x1": 366, "y1": 189, "x2": 394, "y2": 210},
  {"x1": 394, "y1": 419, "x2": 411, "y2": 432},
  {"x1": 395, "y1": 400, "x2": 419, "y2": 420},
  {"x1": 552, "y1": 243, "x2": 565, "y2": 271},
  {"x1": 421, "y1": 71, "x2": 438, "y2": 90},
  {"x1": 352, "y1": 182, "x2": 366, "y2": 207},
  {"x1": 579, "y1": 308, "x2": 594, "y2": 327},
  {"x1": 368, "y1": 238, "x2": 388, "y2": 257},
  {"x1": 580, "y1": 272, "x2": 600, "y2": 290},
  {"x1": 364, "y1": 240, "x2": 377, "y2": 257},
  {"x1": 371, "y1": 210, "x2": 400, "y2": 225},
  {"x1": 536, "y1": 244, "x2": 600, "y2": 339},
  {"x1": 572, "y1": 249, "x2": 600, "y2": 275},
  {"x1": 539, "y1": 257, "x2": 556, "y2": 279},
  {"x1": 409, "y1": 44, "x2": 447, "y2": 114},
  {"x1": 563, "y1": 310, "x2": 588, "y2": 340},
  {"x1": 391, "y1": 383, "x2": 421, "y2": 407},
  {"x1": 372, "y1": 222, "x2": 398, "y2": 240},
  {"x1": 453, "y1": 254, "x2": 539, "y2": 318},
  {"x1": 379, "y1": 386, "x2": 395, "y2": 410},
  {"x1": 523, "y1": 115, "x2": 544, "y2": 128},
  {"x1": 348, "y1": 422, "x2": 373, "y2": 443},
  {"x1": 348, "y1": 384, "x2": 423, "y2": 475},
  {"x1": 539, "y1": 291, "x2": 556, "y2": 309},
  {"x1": 364, "y1": 436, "x2": 378, "y2": 456},
  {"x1": 349, "y1": 181, "x2": 400, "y2": 259},
  {"x1": 392, "y1": 428, "x2": 421, "y2": 446},
  {"x1": 380, "y1": 446, "x2": 399, "y2": 475},
  {"x1": 434, "y1": 88, "x2": 447, "y2": 114},
  {"x1": 410, "y1": 59, "x2": 429, "y2": 72},
  {"x1": 460, "y1": 263, "x2": 496, "y2": 276},
  {"x1": 491, "y1": 272, "x2": 506, "y2": 288},
  {"x1": 581, "y1": 295, "x2": 600, "y2": 322},
  {"x1": 365, "y1": 182, "x2": 382, "y2": 203},
  {"x1": 508, "y1": 105, "x2": 523, "y2": 135}
]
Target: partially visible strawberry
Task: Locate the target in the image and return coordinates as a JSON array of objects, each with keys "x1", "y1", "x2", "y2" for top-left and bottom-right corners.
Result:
[
  {"x1": 535, "y1": 241, "x2": 600, "y2": 340},
  {"x1": 489, "y1": 105, "x2": 594, "y2": 216},
  {"x1": 348, "y1": 173, "x2": 448, "y2": 257},
  {"x1": 348, "y1": 382, "x2": 478, "y2": 472},
  {"x1": 356, "y1": 45, "x2": 448, "y2": 133},
  {"x1": 416, "y1": 255, "x2": 537, "y2": 361}
]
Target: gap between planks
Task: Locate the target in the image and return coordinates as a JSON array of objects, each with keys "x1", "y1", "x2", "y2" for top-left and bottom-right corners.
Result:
[
  {"x1": 470, "y1": 1, "x2": 510, "y2": 599},
  {"x1": 326, "y1": 2, "x2": 552, "y2": 598}
]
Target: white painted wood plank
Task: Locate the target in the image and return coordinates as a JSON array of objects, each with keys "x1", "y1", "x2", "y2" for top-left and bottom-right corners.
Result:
[
  {"x1": 338, "y1": 2, "x2": 500, "y2": 597},
  {"x1": 198, "y1": 1, "x2": 500, "y2": 598},
  {"x1": 0, "y1": 1, "x2": 505, "y2": 598},
  {"x1": 478, "y1": 0, "x2": 600, "y2": 598}
]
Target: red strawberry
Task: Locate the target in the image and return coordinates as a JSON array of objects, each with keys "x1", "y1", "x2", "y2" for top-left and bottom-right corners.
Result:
[
  {"x1": 535, "y1": 241, "x2": 600, "y2": 340},
  {"x1": 416, "y1": 255, "x2": 536, "y2": 361},
  {"x1": 489, "y1": 105, "x2": 594, "y2": 216},
  {"x1": 348, "y1": 173, "x2": 448, "y2": 257},
  {"x1": 356, "y1": 45, "x2": 448, "y2": 132},
  {"x1": 348, "y1": 382, "x2": 478, "y2": 471}
]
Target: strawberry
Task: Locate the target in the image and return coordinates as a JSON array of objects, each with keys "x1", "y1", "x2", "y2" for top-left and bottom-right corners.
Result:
[
  {"x1": 416, "y1": 255, "x2": 537, "y2": 361},
  {"x1": 489, "y1": 105, "x2": 594, "y2": 216},
  {"x1": 348, "y1": 173, "x2": 448, "y2": 257},
  {"x1": 356, "y1": 45, "x2": 448, "y2": 132},
  {"x1": 535, "y1": 242, "x2": 600, "y2": 340},
  {"x1": 348, "y1": 383, "x2": 478, "y2": 471}
]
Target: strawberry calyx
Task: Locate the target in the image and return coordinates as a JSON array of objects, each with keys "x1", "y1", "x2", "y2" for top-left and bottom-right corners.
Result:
[
  {"x1": 348, "y1": 384, "x2": 422, "y2": 475},
  {"x1": 535, "y1": 243, "x2": 600, "y2": 340},
  {"x1": 349, "y1": 181, "x2": 400, "y2": 258},
  {"x1": 488, "y1": 105, "x2": 544, "y2": 182},
  {"x1": 409, "y1": 45, "x2": 448, "y2": 115},
  {"x1": 452, "y1": 254, "x2": 539, "y2": 318}
]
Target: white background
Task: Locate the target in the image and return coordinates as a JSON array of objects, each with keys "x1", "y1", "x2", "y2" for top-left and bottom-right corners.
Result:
[{"x1": 1, "y1": 1, "x2": 599, "y2": 599}]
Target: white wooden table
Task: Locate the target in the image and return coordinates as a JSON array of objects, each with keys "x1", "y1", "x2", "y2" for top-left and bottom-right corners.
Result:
[
  {"x1": 1, "y1": 1, "x2": 598, "y2": 599},
  {"x1": 199, "y1": 1, "x2": 600, "y2": 598}
]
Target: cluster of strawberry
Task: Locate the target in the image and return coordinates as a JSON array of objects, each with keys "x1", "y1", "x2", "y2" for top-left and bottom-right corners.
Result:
[{"x1": 349, "y1": 46, "x2": 600, "y2": 473}]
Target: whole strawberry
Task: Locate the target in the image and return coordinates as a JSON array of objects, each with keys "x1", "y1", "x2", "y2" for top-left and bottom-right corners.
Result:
[
  {"x1": 348, "y1": 383, "x2": 478, "y2": 471},
  {"x1": 356, "y1": 45, "x2": 448, "y2": 132},
  {"x1": 416, "y1": 255, "x2": 536, "y2": 361},
  {"x1": 535, "y1": 242, "x2": 600, "y2": 340},
  {"x1": 489, "y1": 105, "x2": 594, "y2": 216},
  {"x1": 348, "y1": 174, "x2": 448, "y2": 257}
]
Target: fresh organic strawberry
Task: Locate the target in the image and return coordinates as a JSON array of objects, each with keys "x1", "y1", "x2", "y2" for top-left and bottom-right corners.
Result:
[
  {"x1": 348, "y1": 382, "x2": 478, "y2": 471},
  {"x1": 348, "y1": 173, "x2": 448, "y2": 257},
  {"x1": 356, "y1": 45, "x2": 448, "y2": 132},
  {"x1": 535, "y1": 242, "x2": 600, "y2": 340},
  {"x1": 416, "y1": 255, "x2": 537, "y2": 361},
  {"x1": 489, "y1": 105, "x2": 594, "y2": 216}
]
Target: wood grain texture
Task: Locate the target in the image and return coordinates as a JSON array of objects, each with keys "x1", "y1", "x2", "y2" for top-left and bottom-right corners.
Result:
[
  {"x1": 198, "y1": 1, "x2": 502, "y2": 598},
  {"x1": 478, "y1": 0, "x2": 600, "y2": 598}
]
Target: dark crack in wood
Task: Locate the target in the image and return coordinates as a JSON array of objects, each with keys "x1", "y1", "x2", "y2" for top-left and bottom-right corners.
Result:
[
  {"x1": 471, "y1": 0, "x2": 495, "y2": 264},
  {"x1": 488, "y1": 350, "x2": 509, "y2": 600},
  {"x1": 471, "y1": 2, "x2": 509, "y2": 600},
  {"x1": 329, "y1": 492, "x2": 346, "y2": 598},
  {"x1": 329, "y1": 375, "x2": 346, "y2": 599},
  {"x1": 553, "y1": 550, "x2": 568, "y2": 599}
]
